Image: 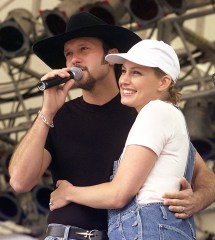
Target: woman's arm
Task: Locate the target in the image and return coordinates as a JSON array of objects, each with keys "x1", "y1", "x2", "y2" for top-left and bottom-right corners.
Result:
[{"x1": 49, "y1": 145, "x2": 157, "y2": 210}]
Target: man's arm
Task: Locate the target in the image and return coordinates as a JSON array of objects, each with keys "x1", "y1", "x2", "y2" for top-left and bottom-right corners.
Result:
[
  {"x1": 163, "y1": 152, "x2": 215, "y2": 218},
  {"x1": 9, "y1": 116, "x2": 52, "y2": 192},
  {"x1": 9, "y1": 68, "x2": 75, "y2": 193}
]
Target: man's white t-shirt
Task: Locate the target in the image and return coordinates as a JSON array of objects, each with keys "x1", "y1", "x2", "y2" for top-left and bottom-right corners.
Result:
[{"x1": 121, "y1": 100, "x2": 189, "y2": 205}]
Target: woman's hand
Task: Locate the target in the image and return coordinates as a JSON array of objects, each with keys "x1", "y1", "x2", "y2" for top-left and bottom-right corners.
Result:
[{"x1": 49, "y1": 180, "x2": 73, "y2": 211}]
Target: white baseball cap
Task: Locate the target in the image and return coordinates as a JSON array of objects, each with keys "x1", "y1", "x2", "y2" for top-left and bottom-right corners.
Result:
[{"x1": 105, "y1": 39, "x2": 180, "y2": 83}]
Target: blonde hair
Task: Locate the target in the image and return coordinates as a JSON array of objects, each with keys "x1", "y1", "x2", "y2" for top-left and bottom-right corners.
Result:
[{"x1": 153, "y1": 67, "x2": 181, "y2": 105}]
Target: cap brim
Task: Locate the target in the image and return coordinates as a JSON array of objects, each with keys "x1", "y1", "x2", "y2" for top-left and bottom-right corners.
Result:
[
  {"x1": 105, "y1": 53, "x2": 128, "y2": 64},
  {"x1": 33, "y1": 25, "x2": 141, "y2": 69},
  {"x1": 105, "y1": 53, "x2": 158, "y2": 68}
]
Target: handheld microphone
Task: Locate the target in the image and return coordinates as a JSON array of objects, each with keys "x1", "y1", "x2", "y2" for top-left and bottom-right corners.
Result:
[{"x1": 37, "y1": 67, "x2": 83, "y2": 91}]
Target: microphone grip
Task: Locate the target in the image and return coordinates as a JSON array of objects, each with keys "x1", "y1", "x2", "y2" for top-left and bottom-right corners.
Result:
[{"x1": 37, "y1": 72, "x2": 74, "y2": 91}]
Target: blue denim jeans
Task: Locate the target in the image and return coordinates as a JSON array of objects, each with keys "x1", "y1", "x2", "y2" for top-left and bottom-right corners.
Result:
[
  {"x1": 108, "y1": 142, "x2": 196, "y2": 240},
  {"x1": 108, "y1": 199, "x2": 196, "y2": 240}
]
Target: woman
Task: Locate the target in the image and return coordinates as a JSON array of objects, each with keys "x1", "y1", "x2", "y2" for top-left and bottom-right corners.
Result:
[{"x1": 50, "y1": 39, "x2": 196, "y2": 239}]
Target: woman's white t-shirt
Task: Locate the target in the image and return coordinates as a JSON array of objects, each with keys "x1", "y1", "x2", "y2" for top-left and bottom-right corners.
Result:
[{"x1": 122, "y1": 100, "x2": 189, "y2": 205}]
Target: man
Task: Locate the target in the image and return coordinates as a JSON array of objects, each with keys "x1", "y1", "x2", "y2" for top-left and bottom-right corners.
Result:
[{"x1": 9, "y1": 12, "x2": 215, "y2": 240}]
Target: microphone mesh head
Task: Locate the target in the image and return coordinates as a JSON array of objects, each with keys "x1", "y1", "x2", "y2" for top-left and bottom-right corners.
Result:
[{"x1": 71, "y1": 67, "x2": 83, "y2": 81}]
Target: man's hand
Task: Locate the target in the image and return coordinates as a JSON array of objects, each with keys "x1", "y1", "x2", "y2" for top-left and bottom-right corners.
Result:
[{"x1": 163, "y1": 177, "x2": 198, "y2": 218}]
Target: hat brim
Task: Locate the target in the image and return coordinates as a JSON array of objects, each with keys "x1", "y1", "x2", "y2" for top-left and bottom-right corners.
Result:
[{"x1": 33, "y1": 25, "x2": 141, "y2": 69}]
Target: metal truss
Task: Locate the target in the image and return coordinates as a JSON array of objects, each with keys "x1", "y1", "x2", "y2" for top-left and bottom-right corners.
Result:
[
  {"x1": 157, "y1": 7, "x2": 215, "y2": 101},
  {"x1": 0, "y1": 58, "x2": 42, "y2": 144}
]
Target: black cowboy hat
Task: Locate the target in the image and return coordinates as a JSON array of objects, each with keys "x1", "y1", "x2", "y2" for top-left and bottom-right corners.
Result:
[{"x1": 33, "y1": 12, "x2": 141, "y2": 69}]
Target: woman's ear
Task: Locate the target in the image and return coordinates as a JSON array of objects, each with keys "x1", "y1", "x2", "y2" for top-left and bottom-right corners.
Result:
[{"x1": 158, "y1": 75, "x2": 172, "y2": 91}]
